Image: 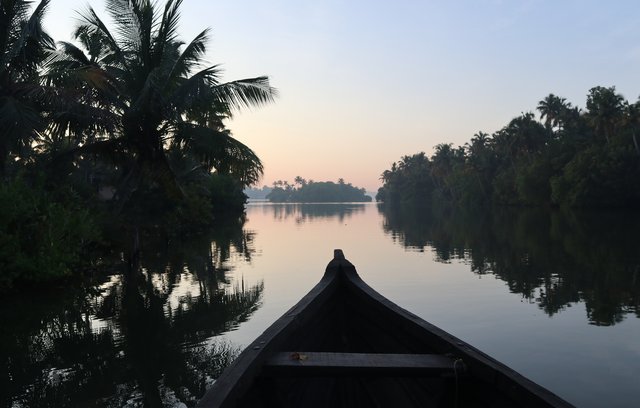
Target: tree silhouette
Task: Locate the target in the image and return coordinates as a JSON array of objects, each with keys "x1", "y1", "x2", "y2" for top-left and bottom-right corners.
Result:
[
  {"x1": 585, "y1": 86, "x2": 624, "y2": 143},
  {"x1": 0, "y1": 0, "x2": 54, "y2": 175},
  {"x1": 44, "y1": 0, "x2": 277, "y2": 200}
]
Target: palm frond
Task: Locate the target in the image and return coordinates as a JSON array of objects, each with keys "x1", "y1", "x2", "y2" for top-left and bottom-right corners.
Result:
[
  {"x1": 166, "y1": 28, "x2": 209, "y2": 80},
  {"x1": 47, "y1": 137, "x2": 130, "y2": 172},
  {"x1": 43, "y1": 41, "x2": 124, "y2": 114},
  {"x1": 129, "y1": 0, "x2": 154, "y2": 59},
  {"x1": 165, "y1": 64, "x2": 220, "y2": 112},
  {"x1": 75, "y1": 5, "x2": 129, "y2": 70},
  {"x1": 174, "y1": 124, "x2": 263, "y2": 186},
  {"x1": 0, "y1": 95, "x2": 43, "y2": 150},
  {"x1": 71, "y1": 25, "x2": 113, "y2": 64},
  {"x1": 60, "y1": 40, "x2": 93, "y2": 64},
  {"x1": 101, "y1": 0, "x2": 141, "y2": 53},
  {"x1": 213, "y1": 76, "x2": 278, "y2": 111},
  {"x1": 155, "y1": 0, "x2": 183, "y2": 55},
  {"x1": 46, "y1": 96, "x2": 120, "y2": 141},
  {"x1": 23, "y1": 0, "x2": 53, "y2": 46},
  {"x1": 2, "y1": 0, "x2": 54, "y2": 75},
  {"x1": 0, "y1": 1, "x2": 30, "y2": 64}
]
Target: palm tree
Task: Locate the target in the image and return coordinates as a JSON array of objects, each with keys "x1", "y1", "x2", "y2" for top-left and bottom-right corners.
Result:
[
  {"x1": 293, "y1": 176, "x2": 307, "y2": 188},
  {"x1": 585, "y1": 86, "x2": 624, "y2": 143},
  {"x1": 621, "y1": 101, "x2": 640, "y2": 155},
  {"x1": 497, "y1": 112, "x2": 549, "y2": 158},
  {"x1": 466, "y1": 131, "x2": 491, "y2": 159},
  {"x1": 465, "y1": 131, "x2": 495, "y2": 199},
  {"x1": 0, "y1": 0, "x2": 54, "y2": 176},
  {"x1": 44, "y1": 0, "x2": 276, "y2": 199},
  {"x1": 537, "y1": 94, "x2": 571, "y2": 131},
  {"x1": 430, "y1": 143, "x2": 466, "y2": 201}
]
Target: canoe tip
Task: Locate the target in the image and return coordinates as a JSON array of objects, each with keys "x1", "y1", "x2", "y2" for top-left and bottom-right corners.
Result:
[{"x1": 333, "y1": 249, "x2": 345, "y2": 260}]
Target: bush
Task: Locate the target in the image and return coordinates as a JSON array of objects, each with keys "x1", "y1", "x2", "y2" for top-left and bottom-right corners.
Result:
[
  {"x1": 0, "y1": 179, "x2": 101, "y2": 289},
  {"x1": 515, "y1": 157, "x2": 555, "y2": 206},
  {"x1": 154, "y1": 173, "x2": 247, "y2": 238},
  {"x1": 551, "y1": 145, "x2": 640, "y2": 207}
]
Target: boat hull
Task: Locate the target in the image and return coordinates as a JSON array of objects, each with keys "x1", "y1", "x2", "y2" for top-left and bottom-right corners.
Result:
[{"x1": 197, "y1": 250, "x2": 573, "y2": 407}]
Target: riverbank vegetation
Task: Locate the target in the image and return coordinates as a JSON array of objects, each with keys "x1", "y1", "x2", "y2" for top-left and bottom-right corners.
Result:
[
  {"x1": 377, "y1": 87, "x2": 640, "y2": 208},
  {"x1": 0, "y1": 0, "x2": 275, "y2": 290},
  {"x1": 267, "y1": 177, "x2": 372, "y2": 202}
]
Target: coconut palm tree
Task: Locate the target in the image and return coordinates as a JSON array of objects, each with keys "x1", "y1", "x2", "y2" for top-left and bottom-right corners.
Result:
[
  {"x1": 466, "y1": 131, "x2": 491, "y2": 159},
  {"x1": 0, "y1": 0, "x2": 54, "y2": 176},
  {"x1": 44, "y1": 0, "x2": 276, "y2": 199},
  {"x1": 494, "y1": 112, "x2": 549, "y2": 159},
  {"x1": 537, "y1": 94, "x2": 571, "y2": 131},
  {"x1": 585, "y1": 86, "x2": 624, "y2": 143}
]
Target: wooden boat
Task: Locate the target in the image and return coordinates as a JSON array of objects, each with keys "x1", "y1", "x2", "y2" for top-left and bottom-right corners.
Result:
[{"x1": 197, "y1": 250, "x2": 573, "y2": 407}]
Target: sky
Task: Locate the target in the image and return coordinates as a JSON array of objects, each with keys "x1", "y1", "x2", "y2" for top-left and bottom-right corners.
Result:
[{"x1": 43, "y1": 0, "x2": 640, "y2": 192}]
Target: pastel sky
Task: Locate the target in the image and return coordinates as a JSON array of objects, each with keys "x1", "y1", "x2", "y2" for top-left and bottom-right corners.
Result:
[{"x1": 44, "y1": 0, "x2": 640, "y2": 192}]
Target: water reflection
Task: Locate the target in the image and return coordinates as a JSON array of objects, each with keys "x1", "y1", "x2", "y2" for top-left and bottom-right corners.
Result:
[
  {"x1": 379, "y1": 204, "x2": 640, "y2": 326},
  {"x1": 259, "y1": 203, "x2": 366, "y2": 224},
  {"x1": 1, "y1": 219, "x2": 263, "y2": 408}
]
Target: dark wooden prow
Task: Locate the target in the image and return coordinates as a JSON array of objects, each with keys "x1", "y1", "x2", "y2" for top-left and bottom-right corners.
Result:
[
  {"x1": 313, "y1": 249, "x2": 462, "y2": 378},
  {"x1": 325, "y1": 249, "x2": 357, "y2": 278}
]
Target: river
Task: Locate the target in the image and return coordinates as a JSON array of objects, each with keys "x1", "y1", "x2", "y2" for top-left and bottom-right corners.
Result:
[{"x1": 2, "y1": 202, "x2": 639, "y2": 407}]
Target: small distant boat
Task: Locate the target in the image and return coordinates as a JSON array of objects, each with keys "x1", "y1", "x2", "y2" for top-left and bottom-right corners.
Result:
[{"x1": 197, "y1": 250, "x2": 573, "y2": 407}]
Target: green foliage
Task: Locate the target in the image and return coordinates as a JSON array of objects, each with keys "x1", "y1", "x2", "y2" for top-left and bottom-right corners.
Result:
[
  {"x1": 515, "y1": 156, "x2": 554, "y2": 205},
  {"x1": 207, "y1": 173, "x2": 248, "y2": 214},
  {"x1": 0, "y1": 178, "x2": 101, "y2": 289},
  {"x1": 491, "y1": 168, "x2": 519, "y2": 205},
  {"x1": 551, "y1": 145, "x2": 640, "y2": 207},
  {"x1": 377, "y1": 153, "x2": 434, "y2": 204},
  {"x1": 43, "y1": 0, "x2": 276, "y2": 201},
  {"x1": 585, "y1": 86, "x2": 625, "y2": 143},
  {"x1": 0, "y1": 1, "x2": 275, "y2": 290},
  {"x1": 0, "y1": 0, "x2": 54, "y2": 175},
  {"x1": 378, "y1": 86, "x2": 640, "y2": 209},
  {"x1": 113, "y1": 172, "x2": 248, "y2": 242}
]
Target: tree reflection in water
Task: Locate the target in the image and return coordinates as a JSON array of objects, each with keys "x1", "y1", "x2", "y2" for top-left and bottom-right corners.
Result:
[
  {"x1": 379, "y1": 204, "x2": 640, "y2": 326},
  {"x1": 263, "y1": 203, "x2": 366, "y2": 224},
  {"x1": 1, "y1": 219, "x2": 263, "y2": 407}
]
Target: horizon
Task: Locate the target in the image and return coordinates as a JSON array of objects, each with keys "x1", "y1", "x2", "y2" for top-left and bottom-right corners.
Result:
[{"x1": 44, "y1": 0, "x2": 640, "y2": 191}]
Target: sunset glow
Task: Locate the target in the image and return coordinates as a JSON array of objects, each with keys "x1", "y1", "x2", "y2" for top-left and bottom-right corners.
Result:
[{"x1": 45, "y1": 0, "x2": 640, "y2": 191}]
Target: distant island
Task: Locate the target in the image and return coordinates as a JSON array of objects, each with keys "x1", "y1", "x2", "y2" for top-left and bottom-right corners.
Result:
[{"x1": 267, "y1": 177, "x2": 372, "y2": 202}]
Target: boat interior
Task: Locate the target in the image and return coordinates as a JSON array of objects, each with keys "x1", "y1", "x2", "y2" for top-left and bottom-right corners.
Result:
[{"x1": 232, "y1": 263, "x2": 530, "y2": 407}]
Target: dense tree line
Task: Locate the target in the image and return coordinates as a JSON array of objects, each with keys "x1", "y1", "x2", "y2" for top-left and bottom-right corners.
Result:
[
  {"x1": 377, "y1": 87, "x2": 640, "y2": 208},
  {"x1": 0, "y1": 0, "x2": 275, "y2": 289},
  {"x1": 267, "y1": 177, "x2": 372, "y2": 202}
]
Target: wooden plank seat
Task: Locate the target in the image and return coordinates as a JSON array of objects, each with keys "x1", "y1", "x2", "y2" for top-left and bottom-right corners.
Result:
[{"x1": 263, "y1": 352, "x2": 464, "y2": 377}]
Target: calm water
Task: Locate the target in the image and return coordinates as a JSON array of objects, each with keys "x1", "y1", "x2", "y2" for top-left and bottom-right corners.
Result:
[{"x1": 2, "y1": 202, "x2": 639, "y2": 407}]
